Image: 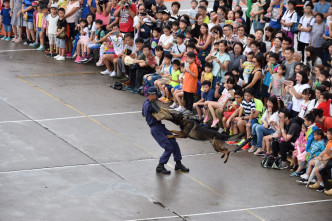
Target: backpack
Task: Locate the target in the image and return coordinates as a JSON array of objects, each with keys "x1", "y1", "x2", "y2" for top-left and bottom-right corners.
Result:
[{"x1": 139, "y1": 22, "x2": 154, "y2": 41}]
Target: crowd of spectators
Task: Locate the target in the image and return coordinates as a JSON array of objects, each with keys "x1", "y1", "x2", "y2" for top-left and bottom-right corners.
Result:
[{"x1": 1, "y1": 0, "x2": 332, "y2": 195}]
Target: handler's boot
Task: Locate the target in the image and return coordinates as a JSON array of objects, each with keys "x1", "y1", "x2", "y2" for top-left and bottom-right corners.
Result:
[
  {"x1": 175, "y1": 161, "x2": 190, "y2": 172},
  {"x1": 156, "y1": 163, "x2": 171, "y2": 174}
]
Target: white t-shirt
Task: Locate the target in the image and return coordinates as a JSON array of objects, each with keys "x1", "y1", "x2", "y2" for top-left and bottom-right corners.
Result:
[
  {"x1": 47, "y1": 14, "x2": 59, "y2": 34},
  {"x1": 171, "y1": 43, "x2": 186, "y2": 61},
  {"x1": 159, "y1": 34, "x2": 174, "y2": 52},
  {"x1": 219, "y1": 88, "x2": 234, "y2": 106},
  {"x1": 298, "y1": 99, "x2": 315, "y2": 118},
  {"x1": 282, "y1": 10, "x2": 298, "y2": 32},
  {"x1": 261, "y1": 111, "x2": 279, "y2": 130},
  {"x1": 65, "y1": 1, "x2": 80, "y2": 23},
  {"x1": 109, "y1": 35, "x2": 124, "y2": 55},
  {"x1": 292, "y1": 84, "x2": 310, "y2": 112},
  {"x1": 299, "y1": 15, "x2": 315, "y2": 44}
]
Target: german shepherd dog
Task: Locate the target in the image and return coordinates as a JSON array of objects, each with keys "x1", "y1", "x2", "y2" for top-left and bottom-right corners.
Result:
[{"x1": 167, "y1": 113, "x2": 231, "y2": 163}]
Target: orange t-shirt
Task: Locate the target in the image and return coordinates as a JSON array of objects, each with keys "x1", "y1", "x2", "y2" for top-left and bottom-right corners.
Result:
[
  {"x1": 325, "y1": 140, "x2": 332, "y2": 158},
  {"x1": 183, "y1": 62, "x2": 198, "y2": 93}
]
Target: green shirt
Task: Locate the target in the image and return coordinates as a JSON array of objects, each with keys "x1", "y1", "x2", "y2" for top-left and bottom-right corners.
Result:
[
  {"x1": 254, "y1": 98, "x2": 264, "y2": 123},
  {"x1": 246, "y1": 0, "x2": 253, "y2": 18},
  {"x1": 169, "y1": 69, "x2": 181, "y2": 87},
  {"x1": 94, "y1": 29, "x2": 105, "y2": 43}
]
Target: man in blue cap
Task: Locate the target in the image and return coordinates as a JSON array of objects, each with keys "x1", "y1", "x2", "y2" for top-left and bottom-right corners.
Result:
[{"x1": 142, "y1": 86, "x2": 189, "y2": 174}]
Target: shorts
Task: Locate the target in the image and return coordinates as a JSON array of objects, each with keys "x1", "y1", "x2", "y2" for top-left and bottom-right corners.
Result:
[
  {"x1": 297, "y1": 41, "x2": 309, "y2": 52},
  {"x1": 166, "y1": 85, "x2": 173, "y2": 92},
  {"x1": 173, "y1": 85, "x2": 182, "y2": 91},
  {"x1": 23, "y1": 21, "x2": 33, "y2": 30},
  {"x1": 48, "y1": 33, "x2": 56, "y2": 45},
  {"x1": 36, "y1": 27, "x2": 42, "y2": 39},
  {"x1": 67, "y1": 23, "x2": 76, "y2": 39},
  {"x1": 56, "y1": 38, "x2": 66, "y2": 49},
  {"x1": 261, "y1": 84, "x2": 270, "y2": 98},
  {"x1": 4, "y1": 25, "x2": 11, "y2": 33}
]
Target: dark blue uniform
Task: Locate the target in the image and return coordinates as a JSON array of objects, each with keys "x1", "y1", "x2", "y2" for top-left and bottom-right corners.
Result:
[{"x1": 142, "y1": 98, "x2": 182, "y2": 164}]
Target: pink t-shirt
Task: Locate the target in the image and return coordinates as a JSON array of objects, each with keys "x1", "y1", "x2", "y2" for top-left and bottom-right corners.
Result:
[
  {"x1": 65, "y1": 1, "x2": 80, "y2": 23},
  {"x1": 95, "y1": 12, "x2": 109, "y2": 26}
]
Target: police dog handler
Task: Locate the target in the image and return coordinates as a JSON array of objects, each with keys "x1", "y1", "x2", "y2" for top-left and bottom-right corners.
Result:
[{"x1": 142, "y1": 86, "x2": 190, "y2": 174}]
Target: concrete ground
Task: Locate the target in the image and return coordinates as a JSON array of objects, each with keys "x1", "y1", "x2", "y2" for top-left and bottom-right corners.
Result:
[{"x1": 0, "y1": 4, "x2": 331, "y2": 221}]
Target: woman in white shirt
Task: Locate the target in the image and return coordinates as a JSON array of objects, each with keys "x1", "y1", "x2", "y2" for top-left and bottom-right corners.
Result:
[
  {"x1": 287, "y1": 71, "x2": 310, "y2": 118},
  {"x1": 281, "y1": 0, "x2": 297, "y2": 47},
  {"x1": 251, "y1": 96, "x2": 280, "y2": 154}
]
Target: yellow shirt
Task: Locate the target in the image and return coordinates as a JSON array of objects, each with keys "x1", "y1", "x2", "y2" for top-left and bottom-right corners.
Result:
[
  {"x1": 37, "y1": 12, "x2": 43, "y2": 28},
  {"x1": 169, "y1": 69, "x2": 181, "y2": 87},
  {"x1": 201, "y1": 72, "x2": 213, "y2": 91},
  {"x1": 203, "y1": 15, "x2": 210, "y2": 24}
]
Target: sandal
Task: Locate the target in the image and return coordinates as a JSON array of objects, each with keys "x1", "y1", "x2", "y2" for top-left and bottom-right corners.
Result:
[{"x1": 211, "y1": 119, "x2": 219, "y2": 128}]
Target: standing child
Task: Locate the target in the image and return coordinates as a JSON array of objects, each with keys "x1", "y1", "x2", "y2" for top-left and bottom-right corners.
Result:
[
  {"x1": 46, "y1": 4, "x2": 59, "y2": 57},
  {"x1": 36, "y1": 5, "x2": 48, "y2": 51},
  {"x1": 188, "y1": 0, "x2": 198, "y2": 25},
  {"x1": 161, "y1": 59, "x2": 181, "y2": 104},
  {"x1": 268, "y1": 64, "x2": 285, "y2": 98},
  {"x1": 54, "y1": 8, "x2": 67, "y2": 61},
  {"x1": 0, "y1": 0, "x2": 11, "y2": 41},
  {"x1": 240, "y1": 51, "x2": 254, "y2": 84},
  {"x1": 182, "y1": 52, "x2": 198, "y2": 114},
  {"x1": 262, "y1": 53, "x2": 278, "y2": 104},
  {"x1": 201, "y1": 62, "x2": 213, "y2": 88}
]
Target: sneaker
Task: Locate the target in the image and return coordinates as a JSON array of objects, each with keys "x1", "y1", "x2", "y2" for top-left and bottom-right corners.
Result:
[
  {"x1": 79, "y1": 57, "x2": 88, "y2": 62},
  {"x1": 125, "y1": 86, "x2": 134, "y2": 90},
  {"x1": 1, "y1": 36, "x2": 6, "y2": 40},
  {"x1": 309, "y1": 182, "x2": 321, "y2": 189},
  {"x1": 182, "y1": 110, "x2": 193, "y2": 115},
  {"x1": 74, "y1": 56, "x2": 82, "y2": 63},
  {"x1": 54, "y1": 55, "x2": 60, "y2": 59},
  {"x1": 15, "y1": 38, "x2": 22, "y2": 43},
  {"x1": 316, "y1": 186, "x2": 325, "y2": 192},
  {"x1": 226, "y1": 141, "x2": 239, "y2": 145},
  {"x1": 241, "y1": 143, "x2": 250, "y2": 150},
  {"x1": 296, "y1": 178, "x2": 309, "y2": 184},
  {"x1": 100, "y1": 69, "x2": 112, "y2": 75},
  {"x1": 56, "y1": 56, "x2": 65, "y2": 61},
  {"x1": 130, "y1": 89, "x2": 139, "y2": 94},
  {"x1": 158, "y1": 97, "x2": 166, "y2": 102},
  {"x1": 29, "y1": 42, "x2": 36, "y2": 47},
  {"x1": 290, "y1": 172, "x2": 300, "y2": 177},
  {"x1": 175, "y1": 106, "x2": 186, "y2": 112},
  {"x1": 84, "y1": 56, "x2": 93, "y2": 63},
  {"x1": 163, "y1": 98, "x2": 171, "y2": 104},
  {"x1": 5, "y1": 37, "x2": 11, "y2": 41},
  {"x1": 66, "y1": 53, "x2": 72, "y2": 58},
  {"x1": 12, "y1": 37, "x2": 17, "y2": 42},
  {"x1": 300, "y1": 173, "x2": 308, "y2": 179},
  {"x1": 324, "y1": 188, "x2": 332, "y2": 196},
  {"x1": 37, "y1": 46, "x2": 45, "y2": 51},
  {"x1": 248, "y1": 145, "x2": 257, "y2": 153},
  {"x1": 278, "y1": 161, "x2": 289, "y2": 170},
  {"x1": 110, "y1": 71, "x2": 116, "y2": 77},
  {"x1": 96, "y1": 60, "x2": 104, "y2": 66},
  {"x1": 169, "y1": 102, "x2": 179, "y2": 109},
  {"x1": 237, "y1": 138, "x2": 246, "y2": 146},
  {"x1": 46, "y1": 53, "x2": 53, "y2": 57}
]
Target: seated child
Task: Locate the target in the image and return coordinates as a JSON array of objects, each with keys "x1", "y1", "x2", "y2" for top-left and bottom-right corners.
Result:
[
  {"x1": 74, "y1": 18, "x2": 90, "y2": 63},
  {"x1": 317, "y1": 92, "x2": 331, "y2": 117},
  {"x1": 290, "y1": 123, "x2": 307, "y2": 176},
  {"x1": 297, "y1": 129, "x2": 326, "y2": 184},
  {"x1": 161, "y1": 60, "x2": 181, "y2": 104},
  {"x1": 308, "y1": 128, "x2": 332, "y2": 191},
  {"x1": 222, "y1": 90, "x2": 243, "y2": 134},
  {"x1": 193, "y1": 81, "x2": 215, "y2": 121},
  {"x1": 155, "y1": 54, "x2": 173, "y2": 99}
]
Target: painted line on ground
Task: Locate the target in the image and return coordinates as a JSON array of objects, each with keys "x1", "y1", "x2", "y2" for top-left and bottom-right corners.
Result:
[
  {"x1": 0, "y1": 49, "x2": 38, "y2": 53},
  {"x1": 124, "y1": 199, "x2": 332, "y2": 221},
  {"x1": 17, "y1": 76, "x2": 220, "y2": 196},
  {"x1": 0, "y1": 111, "x2": 142, "y2": 124},
  {"x1": 20, "y1": 72, "x2": 98, "y2": 78}
]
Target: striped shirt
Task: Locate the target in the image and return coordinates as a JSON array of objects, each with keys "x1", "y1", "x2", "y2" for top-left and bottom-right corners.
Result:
[{"x1": 241, "y1": 99, "x2": 256, "y2": 116}]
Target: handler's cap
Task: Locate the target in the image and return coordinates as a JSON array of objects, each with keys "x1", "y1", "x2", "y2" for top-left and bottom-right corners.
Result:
[{"x1": 147, "y1": 86, "x2": 158, "y2": 95}]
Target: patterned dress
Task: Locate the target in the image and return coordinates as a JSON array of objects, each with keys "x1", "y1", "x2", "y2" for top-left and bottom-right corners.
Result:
[{"x1": 11, "y1": 0, "x2": 23, "y2": 26}]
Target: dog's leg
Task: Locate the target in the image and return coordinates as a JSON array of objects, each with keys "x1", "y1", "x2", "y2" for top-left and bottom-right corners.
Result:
[
  {"x1": 223, "y1": 150, "x2": 230, "y2": 163},
  {"x1": 170, "y1": 130, "x2": 187, "y2": 138}
]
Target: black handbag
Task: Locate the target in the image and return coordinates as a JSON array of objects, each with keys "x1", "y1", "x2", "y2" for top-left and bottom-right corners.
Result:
[{"x1": 323, "y1": 39, "x2": 332, "y2": 49}]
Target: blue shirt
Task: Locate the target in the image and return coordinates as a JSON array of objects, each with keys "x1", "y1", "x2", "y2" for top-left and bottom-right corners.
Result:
[
  {"x1": 269, "y1": 5, "x2": 286, "y2": 29},
  {"x1": 81, "y1": 0, "x2": 96, "y2": 19},
  {"x1": 314, "y1": 1, "x2": 330, "y2": 14},
  {"x1": 109, "y1": 6, "x2": 117, "y2": 24},
  {"x1": 23, "y1": 0, "x2": 34, "y2": 23},
  {"x1": 202, "y1": 89, "x2": 215, "y2": 101},
  {"x1": 1, "y1": 8, "x2": 11, "y2": 26},
  {"x1": 142, "y1": 98, "x2": 158, "y2": 126}
]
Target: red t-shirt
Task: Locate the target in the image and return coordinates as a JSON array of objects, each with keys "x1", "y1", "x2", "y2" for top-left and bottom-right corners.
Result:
[
  {"x1": 116, "y1": 4, "x2": 136, "y2": 33},
  {"x1": 316, "y1": 117, "x2": 332, "y2": 133}
]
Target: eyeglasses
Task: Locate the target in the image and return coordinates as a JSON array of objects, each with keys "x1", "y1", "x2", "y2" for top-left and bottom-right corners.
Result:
[{"x1": 282, "y1": 42, "x2": 289, "y2": 45}]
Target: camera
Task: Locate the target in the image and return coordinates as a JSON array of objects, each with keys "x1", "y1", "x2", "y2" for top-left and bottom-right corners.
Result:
[
  {"x1": 124, "y1": 1, "x2": 130, "y2": 8},
  {"x1": 140, "y1": 12, "x2": 147, "y2": 16}
]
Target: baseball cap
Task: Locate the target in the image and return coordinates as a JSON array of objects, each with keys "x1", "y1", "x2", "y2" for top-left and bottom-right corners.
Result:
[
  {"x1": 50, "y1": 3, "x2": 58, "y2": 9},
  {"x1": 147, "y1": 86, "x2": 158, "y2": 95}
]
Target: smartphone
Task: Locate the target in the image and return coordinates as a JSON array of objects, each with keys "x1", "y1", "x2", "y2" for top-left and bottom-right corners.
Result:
[
  {"x1": 112, "y1": 31, "x2": 120, "y2": 36},
  {"x1": 284, "y1": 80, "x2": 293, "y2": 86}
]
